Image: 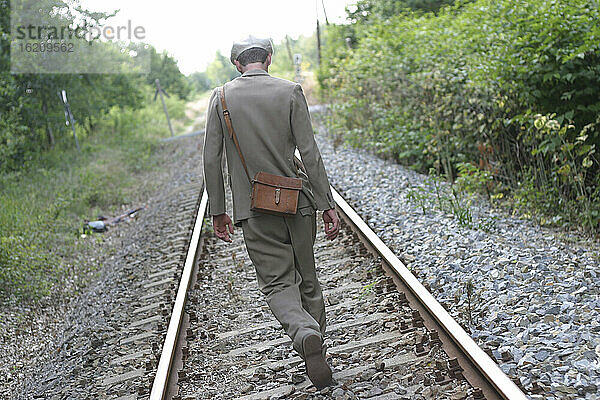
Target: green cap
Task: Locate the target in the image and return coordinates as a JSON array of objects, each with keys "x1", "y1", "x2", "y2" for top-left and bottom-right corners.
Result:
[{"x1": 230, "y1": 35, "x2": 274, "y2": 64}]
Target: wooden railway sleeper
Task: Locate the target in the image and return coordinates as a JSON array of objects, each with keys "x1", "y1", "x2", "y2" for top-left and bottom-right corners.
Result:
[
  {"x1": 415, "y1": 341, "x2": 428, "y2": 357},
  {"x1": 448, "y1": 357, "x2": 466, "y2": 381},
  {"x1": 472, "y1": 387, "x2": 487, "y2": 399},
  {"x1": 398, "y1": 291, "x2": 410, "y2": 307},
  {"x1": 429, "y1": 329, "x2": 442, "y2": 347},
  {"x1": 434, "y1": 368, "x2": 452, "y2": 385},
  {"x1": 400, "y1": 319, "x2": 415, "y2": 333},
  {"x1": 412, "y1": 309, "x2": 425, "y2": 328}
]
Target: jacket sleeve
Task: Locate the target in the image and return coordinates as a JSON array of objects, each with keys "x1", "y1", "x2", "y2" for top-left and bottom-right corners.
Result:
[
  {"x1": 203, "y1": 88, "x2": 226, "y2": 216},
  {"x1": 290, "y1": 84, "x2": 336, "y2": 210}
]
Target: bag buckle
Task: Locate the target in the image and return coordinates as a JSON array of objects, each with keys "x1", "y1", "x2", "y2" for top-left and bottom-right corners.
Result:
[{"x1": 275, "y1": 188, "x2": 281, "y2": 204}]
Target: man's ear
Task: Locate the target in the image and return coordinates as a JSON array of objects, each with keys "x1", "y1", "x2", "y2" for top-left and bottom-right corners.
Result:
[
  {"x1": 265, "y1": 53, "x2": 272, "y2": 67},
  {"x1": 234, "y1": 60, "x2": 243, "y2": 73}
]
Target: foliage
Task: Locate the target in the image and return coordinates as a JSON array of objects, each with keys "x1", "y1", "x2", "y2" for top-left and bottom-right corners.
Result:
[
  {"x1": 193, "y1": 33, "x2": 320, "y2": 90},
  {"x1": 145, "y1": 47, "x2": 192, "y2": 100},
  {"x1": 0, "y1": 0, "x2": 193, "y2": 301},
  {"x1": 406, "y1": 186, "x2": 429, "y2": 215},
  {"x1": 0, "y1": 201, "x2": 57, "y2": 300},
  {"x1": 346, "y1": 0, "x2": 456, "y2": 23},
  {"x1": 203, "y1": 51, "x2": 239, "y2": 87},
  {"x1": 406, "y1": 170, "x2": 497, "y2": 232},
  {"x1": 0, "y1": 0, "x2": 190, "y2": 174},
  {"x1": 320, "y1": 0, "x2": 600, "y2": 233},
  {"x1": 188, "y1": 71, "x2": 212, "y2": 93},
  {"x1": 269, "y1": 33, "x2": 319, "y2": 81},
  {"x1": 97, "y1": 84, "x2": 188, "y2": 141},
  {"x1": 455, "y1": 162, "x2": 494, "y2": 199},
  {"x1": 0, "y1": 90, "x2": 190, "y2": 302}
]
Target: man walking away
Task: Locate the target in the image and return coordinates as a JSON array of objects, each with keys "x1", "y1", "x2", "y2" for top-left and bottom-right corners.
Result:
[{"x1": 203, "y1": 35, "x2": 340, "y2": 390}]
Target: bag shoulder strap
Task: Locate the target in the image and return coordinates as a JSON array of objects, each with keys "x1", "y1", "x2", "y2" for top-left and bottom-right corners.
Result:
[{"x1": 219, "y1": 86, "x2": 252, "y2": 184}]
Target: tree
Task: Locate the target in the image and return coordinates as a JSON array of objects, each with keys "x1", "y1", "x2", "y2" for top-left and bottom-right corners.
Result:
[
  {"x1": 145, "y1": 47, "x2": 191, "y2": 100},
  {"x1": 0, "y1": 0, "x2": 153, "y2": 170},
  {"x1": 347, "y1": 0, "x2": 456, "y2": 23},
  {"x1": 205, "y1": 51, "x2": 239, "y2": 87},
  {"x1": 188, "y1": 71, "x2": 211, "y2": 93}
]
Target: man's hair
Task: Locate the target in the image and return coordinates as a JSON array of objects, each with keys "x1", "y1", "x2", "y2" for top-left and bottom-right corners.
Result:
[{"x1": 237, "y1": 47, "x2": 269, "y2": 66}]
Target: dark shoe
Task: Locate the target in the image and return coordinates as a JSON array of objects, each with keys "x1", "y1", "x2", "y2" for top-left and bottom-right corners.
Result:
[{"x1": 302, "y1": 334, "x2": 332, "y2": 389}]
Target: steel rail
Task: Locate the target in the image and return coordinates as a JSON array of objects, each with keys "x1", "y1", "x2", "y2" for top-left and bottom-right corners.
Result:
[
  {"x1": 150, "y1": 187, "x2": 208, "y2": 400},
  {"x1": 330, "y1": 185, "x2": 528, "y2": 400}
]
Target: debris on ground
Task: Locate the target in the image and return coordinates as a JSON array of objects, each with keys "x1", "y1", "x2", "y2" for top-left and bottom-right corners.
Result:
[{"x1": 85, "y1": 207, "x2": 144, "y2": 233}]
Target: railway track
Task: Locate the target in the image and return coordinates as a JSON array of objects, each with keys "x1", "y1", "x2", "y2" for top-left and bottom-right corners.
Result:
[
  {"x1": 78, "y1": 179, "x2": 203, "y2": 400},
  {"x1": 148, "y1": 185, "x2": 529, "y2": 400}
]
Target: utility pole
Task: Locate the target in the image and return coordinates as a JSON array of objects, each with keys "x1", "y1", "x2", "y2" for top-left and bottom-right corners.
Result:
[
  {"x1": 321, "y1": 0, "x2": 329, "y2": 25},
  {"x1": 154, "y1": 78, "x2": 174, "y2": 138},
  {"x1": 59, "y1": 89, "x2": 80, "y2": 153},
  {"x1": 42, "y1": 96, "x2": 55, "y2": 147},
  {"x1": 316, "y1": 19, "x2": 321, "y2": 66},
  {"x1": 316, "y1": 0, "x2": 322, "y2": 66}
]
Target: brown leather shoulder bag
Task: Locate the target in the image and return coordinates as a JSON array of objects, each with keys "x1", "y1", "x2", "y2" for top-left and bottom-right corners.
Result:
[{"x1": 219, "y1": 86, "x2": 301, "y2": 216}]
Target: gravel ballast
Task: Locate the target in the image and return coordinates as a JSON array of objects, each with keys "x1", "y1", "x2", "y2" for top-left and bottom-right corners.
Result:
[
  {"x1": 3, "y1": 104, "x2": 599, "y2": 399},
  {"x1": 177, "y1": 191, "x2": 474, "y2": 400},
  {"x1": 314, "y1": 123, "x2": 600, "y2": 399},
  {"x1": 0, "y1": 136, "x2": 203, "y2": 399}
]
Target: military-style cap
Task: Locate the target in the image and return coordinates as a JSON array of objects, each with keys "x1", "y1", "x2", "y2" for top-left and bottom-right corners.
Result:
[{"x1": 230, "y1": 35, "x2": 274, "y2": 64}]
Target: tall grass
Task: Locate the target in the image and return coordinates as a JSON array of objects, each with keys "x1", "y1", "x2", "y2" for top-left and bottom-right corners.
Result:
[{"x1": 0, "y1": 89, "x2": 198, "y2": 302}]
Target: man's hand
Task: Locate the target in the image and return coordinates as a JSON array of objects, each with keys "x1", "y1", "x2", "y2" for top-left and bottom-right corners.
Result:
[
  {"x1": 213, "y1": 213, "x2": 234, "y2": 243},
  {"x1": 322, "y1": 208, "x2": 340, "y2": 240}
]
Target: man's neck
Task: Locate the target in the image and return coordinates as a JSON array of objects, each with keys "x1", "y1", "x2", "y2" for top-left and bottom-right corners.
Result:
[{"x1": 241, "y1": 63, "x2": 268, "y2": 74}]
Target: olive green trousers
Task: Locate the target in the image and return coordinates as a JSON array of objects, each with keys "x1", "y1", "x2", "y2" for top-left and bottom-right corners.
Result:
[{"x1": 241, "y1": 206, "x2": 326, "y2": 358}]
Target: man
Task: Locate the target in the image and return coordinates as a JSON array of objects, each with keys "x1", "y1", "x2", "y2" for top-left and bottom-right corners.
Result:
[{"x1": 202, "y1": 35, "x2": 340, "y2": 390}]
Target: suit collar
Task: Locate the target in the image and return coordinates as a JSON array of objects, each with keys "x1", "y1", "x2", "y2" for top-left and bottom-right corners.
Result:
[{"x1": 241, "y1": 68, "x2": 270, "y2": 77}]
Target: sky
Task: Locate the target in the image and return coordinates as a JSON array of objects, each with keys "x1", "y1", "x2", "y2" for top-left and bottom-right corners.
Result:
[{"x1": 78, "y1": 0, "x2": 357, "y2": 75}]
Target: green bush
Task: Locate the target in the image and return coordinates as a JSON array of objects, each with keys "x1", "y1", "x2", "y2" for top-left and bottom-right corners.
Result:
[
  {"x1": 0, "y1": 88, "x2": 192, "y2": 302},
  {"x1": 0, "y1": 235, "x2": 55, "y2": 300},
  {"x1": 0, "y1": 0, "x2": 195, "y2": 302},
  {"x1": 320, "y1": 0, "x2": 600, "y2": 233}
]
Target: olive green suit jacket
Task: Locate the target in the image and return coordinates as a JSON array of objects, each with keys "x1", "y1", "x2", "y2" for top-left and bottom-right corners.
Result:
[{"x1": 203, "y1": 69, "x2": 336, "y2": 227}]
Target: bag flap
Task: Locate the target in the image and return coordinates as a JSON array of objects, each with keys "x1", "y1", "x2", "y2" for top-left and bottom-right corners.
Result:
[{"x1": 253, "y1": 171, "x2": 302, "y2": 190}]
